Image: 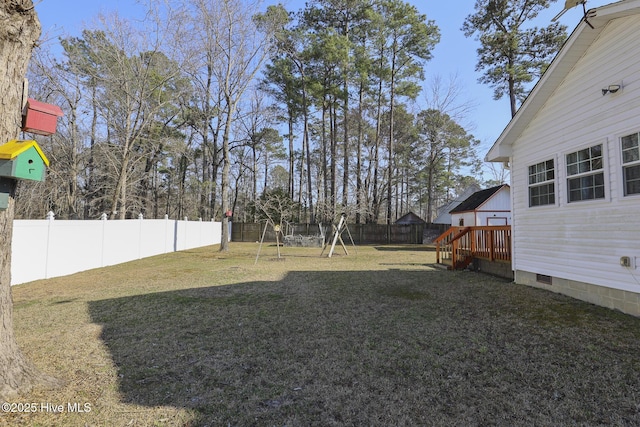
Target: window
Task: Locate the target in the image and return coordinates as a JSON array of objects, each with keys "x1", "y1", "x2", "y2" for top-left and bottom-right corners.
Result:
[
  {"x1": 566, "y1": 144, "x2": 605, "y2": 202},
  {"x1": 621, "y1": 132, "x2": 640, "y2": 196},
  {"x1": 528, "y1": 159, "x2": 555, "y2": 206}
]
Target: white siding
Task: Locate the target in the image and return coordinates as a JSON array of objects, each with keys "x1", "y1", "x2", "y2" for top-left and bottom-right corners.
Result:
[
  {"x1": 450, "y1": 211, "x2": 475, "y2": 227},
  {"x1": 449, "y1": 187, "x2": 512, "y2": 226},
  {"x1": 476, "y1": 187, "x2": 511, "y2": 225},
  {"x1": 511, "y1": 15, "x2": 640, "y2": 292}
]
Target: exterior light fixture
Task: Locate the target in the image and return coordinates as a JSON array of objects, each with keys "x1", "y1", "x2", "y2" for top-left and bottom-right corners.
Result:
[{"x1": 602, "y1": 84, "x2": 622, "y2": 96}]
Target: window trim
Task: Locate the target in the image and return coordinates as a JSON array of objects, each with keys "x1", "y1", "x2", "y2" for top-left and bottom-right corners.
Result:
[
  {"x1": 565, "y1": 143, "x2": 606, "y2": 203},
  {"x1": 527, "y1": 158, "x2": 556, "y2": 208},
  {"x1": 620, "y1": 131, "x2": 640, "y2": 197}
]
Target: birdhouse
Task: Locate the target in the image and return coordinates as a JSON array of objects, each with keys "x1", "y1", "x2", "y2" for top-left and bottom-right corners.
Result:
[
  {"x1": 22, "y1": 98, "x2": 63, "y2": 136},
  {"x1": 0, "y1": 140, "x2": 49, "y2": 182}
]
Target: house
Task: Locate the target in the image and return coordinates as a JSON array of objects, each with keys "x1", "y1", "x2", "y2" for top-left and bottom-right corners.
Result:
[
  {"x1": 486, "y1": 0, "x2": 640, "y2": 316},
  {"x1": 432, "y1": 185, "x2": 481, "y2": 227},
  {"x1": 449, "y1": 184, "x2": 511, "y2": 227}
]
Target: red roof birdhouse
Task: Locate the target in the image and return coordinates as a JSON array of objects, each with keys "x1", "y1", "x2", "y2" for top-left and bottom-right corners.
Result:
[{"x1": 22, "y1": 98, "x2": 63, "y2": 136}]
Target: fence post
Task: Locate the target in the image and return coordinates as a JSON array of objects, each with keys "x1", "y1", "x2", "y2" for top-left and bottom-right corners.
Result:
[
  {"x1": 452, "y1": 238, "x2": 457, "y2": 268},
  {"x1": 100, "y1": 212, "x2": 107, "y2": 267},
  {"x1": 138, "y1": 213, "x2": 143, "y2": 259},
  {"x1": 44, "y1": 211, "x2": 55, "y2": 279}
]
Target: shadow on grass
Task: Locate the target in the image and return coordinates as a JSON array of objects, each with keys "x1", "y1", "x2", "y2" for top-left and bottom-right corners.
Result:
[{"x1": 89, "y1": 269, "x2": 640, "y2": 426}]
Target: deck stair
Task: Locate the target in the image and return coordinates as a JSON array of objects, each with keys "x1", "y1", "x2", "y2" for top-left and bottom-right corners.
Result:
[{"x1": 435, "y1": 225, "x2": 511, "y2": 270}]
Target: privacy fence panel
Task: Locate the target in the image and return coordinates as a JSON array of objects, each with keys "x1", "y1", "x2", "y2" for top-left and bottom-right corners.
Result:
[{"x1": 11, "y1": 218, "x2": 222, "y2": 286}]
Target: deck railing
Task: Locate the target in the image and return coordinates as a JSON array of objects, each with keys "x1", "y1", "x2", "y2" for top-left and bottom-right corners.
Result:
[{"x1": 435, "y1": 225, "x2": 511, "y2": 269}]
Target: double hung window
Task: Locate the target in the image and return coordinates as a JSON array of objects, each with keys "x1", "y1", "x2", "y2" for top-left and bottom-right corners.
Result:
[
  {"x1": 528, "y1": 159, "x2": 555, "y2": 207},
  {"x1": 566, "y1": 144, "x2": 605, "y2": 202},
  {"x1": 621, "y1": 132, "x2": 640, "y2": 196}
]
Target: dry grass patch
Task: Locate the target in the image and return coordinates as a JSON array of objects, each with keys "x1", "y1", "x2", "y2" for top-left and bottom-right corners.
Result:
[{"x1": 2, "y1": 243, "x2": 640, "y2": 426}]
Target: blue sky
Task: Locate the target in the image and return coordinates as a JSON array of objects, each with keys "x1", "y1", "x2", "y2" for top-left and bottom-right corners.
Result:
[{"x1": 34, "y1": 0, "x2": 611, "y2": 169}]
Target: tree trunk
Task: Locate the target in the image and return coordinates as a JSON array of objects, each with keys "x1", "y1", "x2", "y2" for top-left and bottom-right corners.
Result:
[
  {"x1": 288, "y1": 116, "x2": 294, "y2": 199},
  {"x1": 371, "y1": 49, "x2": 384, "y2": 224},
  {"x1": 219, "y1": 97, "x2": 234, "y2": 251},
  {"x1": 355, "y1": 80, "x2": 364, "y2": 224},
  {"x1": 86, "y1": 83, "x2": 98, "y2": 219},
  {"x1": 301, "y1": 71, "x2": 313, "y2": 223},
  {"x1": 67, "y1": 99, "x2": 80, "y2": 219},
  {"x1": 426, "y1": 157, "x2": 434, "y2": 223},
  {"x1": 0, "y1": 0, "x2": 62, "y2": 399},
  {"x1": 252, "y1": 143, "x2": 258, "y2": 222},
  {"x1": 387, "y1": 46, "x2": 397, "y2": 225},
  {"x1": 508, "y1": 58, "x2": 517, "y2": 118},
  {"x1": 296, "y1": 112, "x2": 304, "y2": 221},
  {"x1": 330, "y1": 99, "x2": 337, "y2": 217},
  {"x1": 110, "y1": 150, "x2": 131, "y2": 220},
  {"x1": 321, "y1": 101, "x2": 328, "y2": 211},
  {"x1": 199, "y1": 67, "x2": 213, "y2": 220},
  {"x1": 342, "y1": 79, "x2": 349, "y2": 210}
]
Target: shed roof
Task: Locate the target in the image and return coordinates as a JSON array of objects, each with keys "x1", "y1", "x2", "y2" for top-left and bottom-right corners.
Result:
[
  {"x1": 486, "y1": 0, "x2": 640, "y2": 162},
  {"x1": 449, "y1": 184, "x2": 508, "y2": 214},
  {"x1": 395, "y1": 211, "x2": 426, "y2": 225}
]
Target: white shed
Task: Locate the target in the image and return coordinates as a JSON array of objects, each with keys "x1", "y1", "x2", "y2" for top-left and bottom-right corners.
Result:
[
  {"x1": 449, "y1": 185, "x2": 511, "y2": 227},
  {"x1": 486, "y1": 0, "x2": 640, "y2": 316}
]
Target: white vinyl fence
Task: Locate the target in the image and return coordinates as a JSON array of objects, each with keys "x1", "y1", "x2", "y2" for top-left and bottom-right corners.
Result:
[{"x1": 11, "y1": 216, "x2": 222, "y2": 286}]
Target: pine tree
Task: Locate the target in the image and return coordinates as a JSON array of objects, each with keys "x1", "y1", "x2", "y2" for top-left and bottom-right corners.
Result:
[{"x1": 462, "y1": 0, "x2": 567, "y2": 117}]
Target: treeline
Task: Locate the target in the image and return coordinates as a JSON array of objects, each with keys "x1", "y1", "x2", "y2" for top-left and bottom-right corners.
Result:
[{"x1": 19, "y1": 0, "x2": 497, "y2": 224}]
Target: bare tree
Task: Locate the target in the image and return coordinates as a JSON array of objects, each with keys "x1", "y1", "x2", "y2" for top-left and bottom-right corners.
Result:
[
  {"x1": 423, "y1": 73, "x2": 476, "y2": 126},
  {"x1": 27, "y1": 48, "x2": 86, "y2": 219},
  {"x1": 175, "y1": 0, "x2": 226, "y2": 221},
  {"x1": 79, "y1": 12, "x2": 188, "y2": 219},
  {"x1": 209, "y1": 1, "x2": 287, "y2": 250},
  {"x1": 0, "y1": 0, "x2": 62, "y2": 399},
  {"x1": 485, "y1": 161, "x2": 510, "y2": 186}
]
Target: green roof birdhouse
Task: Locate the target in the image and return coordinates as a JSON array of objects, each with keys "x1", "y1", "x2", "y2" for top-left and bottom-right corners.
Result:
[{"x1": 0, "y1": 139, "x2": 49, "y2": 182}]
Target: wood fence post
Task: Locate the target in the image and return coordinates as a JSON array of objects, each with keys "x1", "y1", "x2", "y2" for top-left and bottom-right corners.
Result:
[{"x1": 452, "y1": 239, "x2": 457, "y2": 268}]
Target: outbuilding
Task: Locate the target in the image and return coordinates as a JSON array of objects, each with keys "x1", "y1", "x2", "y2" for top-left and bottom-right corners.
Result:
[
  {"x1": 432, "y1": 185, "x2": 481, "y2": 227},
  {"x1": 395, "y1": 211, "x2": 426, "y2": 225},
  {"x1": 449, "y1": 184, "x2": 511, "y2": 228}
]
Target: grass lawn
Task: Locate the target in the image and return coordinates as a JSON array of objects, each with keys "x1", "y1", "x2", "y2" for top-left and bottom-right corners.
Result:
[{"x1": 2, "y1": 243, "x2": 640, "y2": 426}]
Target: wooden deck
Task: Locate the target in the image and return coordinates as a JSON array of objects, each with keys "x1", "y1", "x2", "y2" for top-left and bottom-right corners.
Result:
[{"x1": 435, "y1": 226, "x2": 512, "y2": 270}]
